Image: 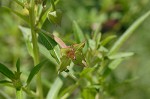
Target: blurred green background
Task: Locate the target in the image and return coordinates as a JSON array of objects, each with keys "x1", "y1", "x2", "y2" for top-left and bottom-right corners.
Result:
[{"x1": 0, "y1": 0, "x2": 150, "y2": 99}]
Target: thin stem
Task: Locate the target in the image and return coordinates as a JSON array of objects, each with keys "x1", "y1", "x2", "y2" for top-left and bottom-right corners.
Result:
[
  {"x1": 29, "y1": 0, "x2": 43, "y2": 99},
  {"x1": 16, "y1": 89, "x2": 22, "y2": 99}
]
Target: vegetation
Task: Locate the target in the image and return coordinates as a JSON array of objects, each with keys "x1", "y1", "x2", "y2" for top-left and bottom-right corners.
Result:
[{"x1": 0, "y1": 0, "x2": 150, "y2": 99}]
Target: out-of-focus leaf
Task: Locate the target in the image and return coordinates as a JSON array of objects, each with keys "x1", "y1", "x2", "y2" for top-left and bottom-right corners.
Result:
[
  {"x1": 47, "y1": 9, "x2": 62, "y2": 26},
  {"x1": 108, "y1": 52, "x2": 134, "y2": 59},
  {"x1": 1, "y1": 7, "x2": 29, "y2": 24},
  {"x1": 73, "y1": 21, "x2": 85, "y2": 43},
  {"x1": 38, "y1": 32, "x2": 61, "y2": 63},
  {"x1": 88, "y1": 39, "x2": 96, "y2": 50},
  {"x1": 101, "y1": 35, "x2": 117, "y2": 46},
  {"x1": 26, "y1": 60, "x2": 46, "y2": 86},
  {"x1": 108, "y1": 58, "x2": 124, "y2": 70},
  {"x1": 0, "y1": 63, "x2": 15, "y2": 80},
  {"x1": 19, "y1": 26, "x2": 33, "y2": 57},
  {"x1": 73, "y1": 42, "x2": 85, "y2": 51},
  {"x1": 0, "y1": 80, "x2": 12, "y2": 84},
  {"x1": 82, "y1": 88, "x2": 97, "y2": 99},
  {"x1": 59, "y1": 56, "x2": 71, "y2": 72},
  {"x1": 58, "y1": 84, "x2": 78, "y2": 99},
  {"x1": 80, "y1": 67, "x2": 94, "y2": 77},
  {"x1": 109, "y1": 10, "x2": 150, "y2": 55},
  {"x1": 46, "y1": 76, "x2": 63, "y2": 99}
]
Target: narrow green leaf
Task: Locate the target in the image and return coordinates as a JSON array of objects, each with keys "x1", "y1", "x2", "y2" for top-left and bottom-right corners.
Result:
[
  {"x1": 73, "y1": 21, "x2": 85, "y2": 43},
  {"x1": 38, "y1": 44, "x2": 58, "y2": 65},
  {"x1": 26, "y1": 60, "x2": 46, "y2": 86},
  {"x1": 109, "y1": 10, "x2": 150, "y2": 55},
  {"x1": 108, "y1": 52, "x2": 134, "y2": 59},
  {"x1": 108, "y1": 59, "x2": 123, "y2": 70},
  {"x1": 0, "y1": 80, "x2": 12, "y2": 84},
  {"x1": 59, "y1": 56, "x2": 71, "y2": 72},
  {"x1": 38, "y1": 32, "x2": 61, "y2": 63},
  {"x1": 2, "y1": 7, "x2": 29, "y2": 24},
  {"x1": 16, "y1": 58, "x2": 20, "y2": 72},
  {"x1": 46, "y1": 76, "x2": 63, "y2": 99},
  {"x1": 0, "y1": 63, "x2": 15, "y2": 80},
  {"x1": 19, "y1": 26, "x2": 33, "y2": 57},
  {"x1": 101, "y1": 35, "x2": 117, "y2": 46},
  {"x1": 73, "y1": 42, "x2": 85, "y2": 51},
  {"x1": 58, "y1": 84, "x2": 78, "y2": 99}
]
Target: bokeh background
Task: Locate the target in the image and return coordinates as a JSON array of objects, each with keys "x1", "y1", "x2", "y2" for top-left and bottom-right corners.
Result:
[{"x1": 0, "y1": 0, "x2": 150, "y2": 99}]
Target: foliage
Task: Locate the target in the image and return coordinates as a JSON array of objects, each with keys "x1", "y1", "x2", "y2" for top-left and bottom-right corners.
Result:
[{"x1": 0, "y1": 0, "x2": 150, "y2": 99}]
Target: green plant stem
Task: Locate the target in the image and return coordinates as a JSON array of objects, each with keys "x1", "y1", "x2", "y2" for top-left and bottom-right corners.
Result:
[
  {"x1": 29, "y1": 0, "x2": 43, "y2": 99},
  {"x1": 16, "y1": 89, "x2": 22, "y2": 99}
]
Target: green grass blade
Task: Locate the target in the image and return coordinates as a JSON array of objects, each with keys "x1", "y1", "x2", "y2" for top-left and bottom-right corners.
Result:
[
  {"x1": 0, "y1": 63, "x2": 15, "y2": 80},
  {"x1": 109, "y1": 10, "x2": 150, "y2": 55},
  {"x1": 26, "y1": 60, "x2": 46, "y2": 86}
]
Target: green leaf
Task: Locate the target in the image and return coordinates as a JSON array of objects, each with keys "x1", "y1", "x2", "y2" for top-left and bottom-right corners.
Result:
[
  {"x1": 2, "y1": 7, "x2": 29, "y2": 24},
  {"x1": 88, "y1": 39, "x2": 96, "y2": 50},
  {"x1": 38, "y1": 44, "x2": 58, "y2": 65},
  {"x1": 46, "y1": 76, "x2": 63, "y2": 99},
  {"x1": 101, "y1": 35, "x2": 117, "y2": 46},
  {"x1": 73, "y1": 42, "x2": 85, "y2": 51},
  {"x1": 59, "y1": 56, "x2": 71, "y2": 72},
  {"x1": 82, "y1": 88, "x2": 97, "y2": 99},
  {"x1": 0, "y1": 63, "x2": 15, "y2": 80},
  {"x1": 0, "y1": 80, "x2": 12, "y2": 84},
  {"x1": 109, "y1": 10, "x2": 150, "y2": 55},
  {"x1": 108, "y1": 59, "x2": 124, "y2": 70},
  {"x1": 38, "y1": 32, "x2": 61, "y2": 63},
  {"x1": 58, "y1": 84, "x2": 78, "y2": 99},
  {"x1": 72, "y1": 51, "x2": 87, "y2": 67},
  {"x1": 16, "y1": 58, "x2": 20, "y2": 73},
  {"x1": 19, "y1": 26, "x2": 33, "y2": 57},
  {"x1": 38, "y1": 0, "x2": 60, "y2": 27},
  {"x1": 47, "y1": 9, "x2": 62, "y2": 26},
  {"x1": 26, "y1": 60, "x2": 46, "y2": 86},
  {"x1": 108, "y1": 52, "x2": 134, "y2": 59},
  {"x1": 73, "y1": 21, "x2": 85, "y2": 43}
]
